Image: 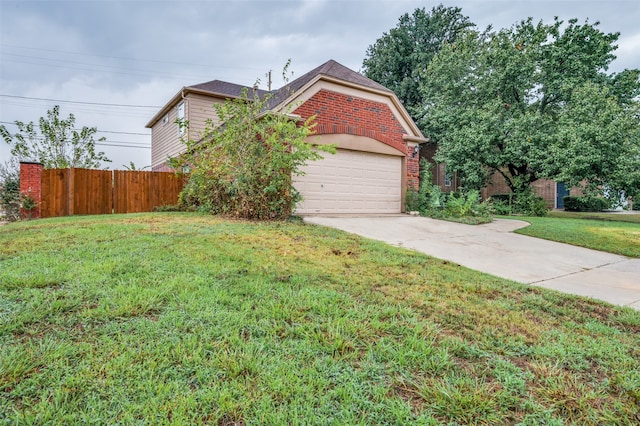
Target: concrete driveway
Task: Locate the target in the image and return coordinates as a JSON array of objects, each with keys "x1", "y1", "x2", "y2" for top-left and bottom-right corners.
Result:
[{"x1": 303, "y1": 215, "x2": 640, "y2": 310}]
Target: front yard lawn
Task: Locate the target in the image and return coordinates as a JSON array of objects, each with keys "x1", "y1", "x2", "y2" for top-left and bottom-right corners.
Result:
[
  {"x1": 511, "y1": 212, "x2": 640, "y2": 257},
  {"x1": 1, "y1": 213, "x2": 639, "y2": 424}
]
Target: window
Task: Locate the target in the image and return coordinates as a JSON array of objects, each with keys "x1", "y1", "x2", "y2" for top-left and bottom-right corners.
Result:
[
  {"x1": 444, "y1": 165, "x2": 452, "y2": 187},
  {"x1": 177, "y1": 101, "x2": 185, "y2": 134}
]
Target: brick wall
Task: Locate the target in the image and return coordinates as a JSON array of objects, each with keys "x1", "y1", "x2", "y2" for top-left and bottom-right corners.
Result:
[
  {"x1": 531, "y1": 180, "x2": 556, "y2": 209},
  {"x1": 481, "y1": 170, "x2": 584, "y2": 209},
  {"x1": 406, "y1": 153, "x2": 419, "y2": 190},
  {"x1": 294, "y1": 89, "x2": 419, "y2": 190},
  {"x1": 19, "y1": 162, "x2": 43, "y2": 219},
  {"x1": 481, "y1": 171, "x2": 512, "y2": 200}
]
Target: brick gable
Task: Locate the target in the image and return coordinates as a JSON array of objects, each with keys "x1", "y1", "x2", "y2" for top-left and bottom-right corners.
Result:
[{"x1": 294, "y1": 89, "x2": 407, "y2": 153}]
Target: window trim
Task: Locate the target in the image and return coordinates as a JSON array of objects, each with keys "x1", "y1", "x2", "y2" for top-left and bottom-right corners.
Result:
[
  {"x1": 177, "y1": 101, "x2": 185, "y2": 135},
  {"x1": 444, "y1": 165, "x2": 452, "y2": 187}
]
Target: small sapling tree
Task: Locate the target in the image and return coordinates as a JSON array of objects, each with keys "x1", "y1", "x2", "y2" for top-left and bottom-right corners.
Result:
[{"x1": 0, "y1": 105, "x2": 111, "y2": 169}]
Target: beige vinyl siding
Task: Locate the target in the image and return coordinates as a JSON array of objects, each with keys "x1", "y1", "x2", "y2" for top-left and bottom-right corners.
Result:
[
  {"x1": 186, "y1": 94, "x2": 225, "y2": 143},
  {"x1": 151, "y1": 101, "x2": 182, "y2": 168},
  {"x1": 150, "y1": 94, "x2": 225, "y2": 168}
]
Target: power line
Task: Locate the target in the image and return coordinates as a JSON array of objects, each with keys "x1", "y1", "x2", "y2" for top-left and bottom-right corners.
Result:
[
  {"x1": 1, "y1": 100, "x2": 154, "y2": 119},
  {"x1": 0, "y1": 43, "x2": 264, "y2": 72},
  {"x1": 0, "y1": 121, "x2": 150, "y2": 136},
  {"x1": 97, "y1": 130, "x2": 149, "y2": 136},
  {"x1": 5, "y1": 139, "x2": 149, "y2": 149},
  {"x1": 96, "y1": 143, "x2": 150, "y2": 149},
  {"x1": 1, "y1": 55, "x2": 216, "y2": 83},
  {"x1": 0, "y1": 125, "x2": 151, "y2": 148},
  {"x1": 0, "y1": 94, "x2": 161, "y2": 108}
]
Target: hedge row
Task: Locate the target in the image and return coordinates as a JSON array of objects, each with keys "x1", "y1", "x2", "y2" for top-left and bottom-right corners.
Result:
[{"x1": 563, "y1": 196, "x2": 611, "y2": 212}]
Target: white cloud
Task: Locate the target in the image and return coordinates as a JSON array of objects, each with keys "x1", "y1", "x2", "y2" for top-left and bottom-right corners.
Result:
[{"x1": 614, "y1": 32, "x2": 640, "y2": 71}]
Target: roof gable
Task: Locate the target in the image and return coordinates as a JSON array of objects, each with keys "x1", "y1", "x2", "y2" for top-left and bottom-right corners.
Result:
[
  {"x1": 287, "y1": 59, "x2": 391, "y2": 94},
  {"x1": 264, "y1": 59, "x2": 391, "y2": 110}
]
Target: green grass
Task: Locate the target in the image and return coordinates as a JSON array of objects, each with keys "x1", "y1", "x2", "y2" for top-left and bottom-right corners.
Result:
[
  {"x1": 1, "y1": 213, "x2": 639, "y2": 424},
  {"x1": 509, "y1": 212, "x2": 640, "y2": 258},
  {"x1": 547, "y1": 211, "x2": 640, "y2": 224}
]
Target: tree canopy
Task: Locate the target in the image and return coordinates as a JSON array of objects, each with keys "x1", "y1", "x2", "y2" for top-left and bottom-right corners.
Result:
[
  {"x1": 362, "y1": 5, "x2": 475, "y2": 120},
  {"x1": 0, "y1": 105, "x2": 111, "y2": 169},
  {"x1": 418, "y1": 17, "x2": 640, "y2": 199}
]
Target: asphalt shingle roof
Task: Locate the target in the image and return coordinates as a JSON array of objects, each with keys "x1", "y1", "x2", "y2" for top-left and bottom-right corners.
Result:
[
  {"x1": 187, "y1": 60, "x2": 391, "y2": 112},
  {"x1": 188, "y1": 79, "x2": 269, "y2": 99},
  {"x1": 264, "y1": 59, "x2": 392, "y2": 110}
]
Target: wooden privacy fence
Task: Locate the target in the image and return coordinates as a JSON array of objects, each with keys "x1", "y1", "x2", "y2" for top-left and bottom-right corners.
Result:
[{"x1": 19, "y1": 163, "x2": 186, "y2": 219}]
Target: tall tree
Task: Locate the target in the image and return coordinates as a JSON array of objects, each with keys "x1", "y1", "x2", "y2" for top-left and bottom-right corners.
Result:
[
  {"x1": 419, "y1": 18, "x2": 640, "y2": 198},
  {"x1": 0, "y1": 105, "x2": 111, "y2": 169},
  {"x1": 362, "y1": 5, "x2": 475, "y2": 120}
]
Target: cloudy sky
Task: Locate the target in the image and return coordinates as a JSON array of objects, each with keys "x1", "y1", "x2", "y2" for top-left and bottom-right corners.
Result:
[{"x1": 1, "y1": 0, "x2": 638, "y2": 169}]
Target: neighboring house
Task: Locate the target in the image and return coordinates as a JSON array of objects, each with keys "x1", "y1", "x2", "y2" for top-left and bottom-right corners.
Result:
[
  {"x1": 147, "y1": 60, "x2": 428, "y2": 215},
  {"x1": 420, "y1": 146, "x2": 583, "y2": 209},
  {"x1": 479, "y1": 172, "x2": 583, "y2": 210}
]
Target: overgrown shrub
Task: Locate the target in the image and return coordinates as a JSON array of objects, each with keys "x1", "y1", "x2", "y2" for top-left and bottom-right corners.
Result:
[
  {"x1": 445, "y1": 190, "x2": 478, "y2": 217},
  {"x1": 170, "y1": 65, "x2": 335, "y2": 220},
  {"x1": 563, "y1": 196, "x2": 611, "y2": 212},
  {"x1": 19, "y1": 189, "x2": 38, "y2": 220},
  {"x1": 515, "y1": 189, "x2": 548, "y2": 216},
  {"x1": 416, "y1": 183, "x2": 445, "y2": 216},
  {"x1": 488, "y1": 194, "x2": 514, "y2": 215},
  {"x1": 489, "y1": 190, "x2": 547, "y2": 216},
  {"x1": 0, "y1": 161, "x2": 20, "y2": 222},
  {"x1": 406, "y1": 159, "x2": 445, "y2": 216},
  {"x1": 407, "y1": 159, "x2": 492, "y2": 223},
  {"x1": 404, "y1": 189, "x2": 421, "y2": 212}
]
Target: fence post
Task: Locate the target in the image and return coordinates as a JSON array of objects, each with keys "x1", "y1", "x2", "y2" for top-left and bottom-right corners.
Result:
[{"x1": 19, "y1": 162, "x2": 43, "y2": 219}]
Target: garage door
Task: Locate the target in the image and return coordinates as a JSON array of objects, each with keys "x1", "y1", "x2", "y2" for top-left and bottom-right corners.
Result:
[{"x1": 293, "y1": 149, "x2": 402, "y2": 214}]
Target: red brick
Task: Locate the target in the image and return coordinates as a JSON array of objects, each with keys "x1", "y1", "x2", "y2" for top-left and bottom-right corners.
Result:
[{"x1": 19, "y1": 162, "x2": 43, "y2": 219}]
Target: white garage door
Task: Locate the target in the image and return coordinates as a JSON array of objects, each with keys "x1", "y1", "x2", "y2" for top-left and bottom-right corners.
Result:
[{"x1": 294, "y1": 149, "x2": 402, "y2": 214}]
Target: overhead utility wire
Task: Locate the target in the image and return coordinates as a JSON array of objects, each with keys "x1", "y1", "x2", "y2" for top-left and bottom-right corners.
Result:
[
  {"x1": 0, "y1": 124, "x2": 151, "y2": 148},
  {"x1": 0, "y1": 121, "x2": 150, "y2": 136},
  {"x1": 96, "y1": 143, "x2": 149, "y2": 149},
  {"x1": 0, "y1": 94, "x2": 161, "y2": 109},
  {"x1": 1, "y1": 100, "x2": 154, "y2": 119},
  {"x1": 1, "y1": 134, "x2": 150, "y2": 148},
  {"x1": 2, "y1": 56, "x2": 216, "y2": 82},
  {"x1": 0, "y1": 44, "x2": 264, "y2": 71}
]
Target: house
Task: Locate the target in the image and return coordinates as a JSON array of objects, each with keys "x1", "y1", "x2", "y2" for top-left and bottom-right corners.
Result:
[
  {"x1": 420, "y1": 146, "x2": 583, "y2": 209},
  {"x1": 146, "y1": 60, "x2": 428, "y2": 214}
]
